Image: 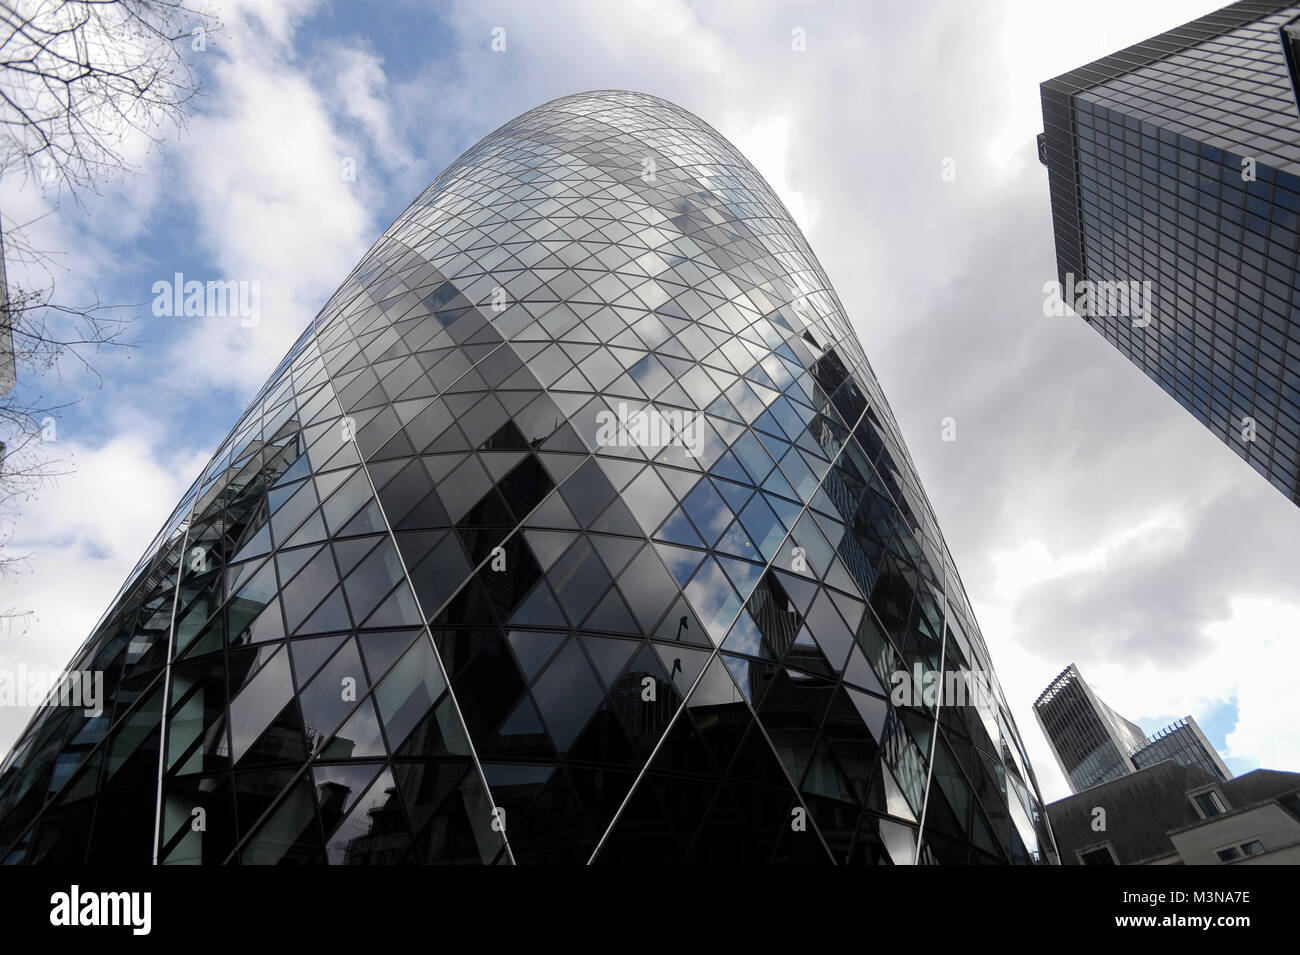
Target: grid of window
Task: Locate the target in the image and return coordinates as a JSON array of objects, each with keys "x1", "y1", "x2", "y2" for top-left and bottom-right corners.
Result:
[
  {"x1": 1130, "y1": 717, "x2": 1230, "y2": 782},
  {"x1": 1033, "y1": 664, "x2": 1147, "y2": 793},
  {"x1": 1215, "y1": 837, "x2": 1265, "y2": 861},
  {"x1": 0, "y1": 91, "x2": 1053, "y2": 865},
  {"x1": 1089, "y1": 8, "x2": 1300, "y2": 166},
  {"x1": 1041, "y1": 1, "x2": 1300, "y2": 505}
]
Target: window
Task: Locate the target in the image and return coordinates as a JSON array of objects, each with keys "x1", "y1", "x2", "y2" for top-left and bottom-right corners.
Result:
[
  {"x1": 1078, "y1": 844, "x2": 1117, "y2": 865},
  {"x1": 1278, "y1": 792, "x2": 1300, "y2": 822},
  {"x1": 1191, "y1": 788, "x2": 1227, "y2": 817},
  {"x1": 1215, "y1": 839, "x2": 1265, "y2": 862}
]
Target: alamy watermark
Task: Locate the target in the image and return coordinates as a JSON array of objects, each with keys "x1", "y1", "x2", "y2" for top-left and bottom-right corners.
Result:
[
  {"x1": 594, "y1": 401, "x2": 705, "y2": 457},
  {"x1": 0, "y1": 666, "x2": 103, "y2": 717},
  {"x1": 890, "y1": 663, "x2": 998, "y2": 709},
  {"x1": 50, "y1": 885, "x2": 150, "y2": 935},
  {"x1": 1043, "y1": 272, "x2": 1153, "y2": 327},
  {"x1": 152, "y1": 272, "x2": 261, "y2": 327}
]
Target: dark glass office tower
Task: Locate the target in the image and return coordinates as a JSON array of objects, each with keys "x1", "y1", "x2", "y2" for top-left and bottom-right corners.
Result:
[
  {"x1": 1034, "y1": 664, "x2": 1149, "y2": 793},
  {"x1": 1040, "y1": 1, "x2": 1300, "y2": 506},
  {"x1": 0, "y1": 91, "x2": 1054, "y2": 865},
  {"x1": 1034, "y1": 664, "x2": 1230, "y2": 794}
]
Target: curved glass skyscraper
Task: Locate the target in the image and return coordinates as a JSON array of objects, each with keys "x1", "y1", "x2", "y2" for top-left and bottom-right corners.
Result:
[{"x1": 0, "y1": 91, "x2": 1054, "y2": 865}]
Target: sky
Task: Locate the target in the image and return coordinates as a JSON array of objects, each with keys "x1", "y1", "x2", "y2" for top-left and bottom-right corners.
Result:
[{"x1": 2, "y1": 0, "x2": 1298, "y2": 804}]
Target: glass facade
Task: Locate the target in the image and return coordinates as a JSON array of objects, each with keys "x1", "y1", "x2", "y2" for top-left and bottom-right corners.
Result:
[
  {"x1": 0, "y1": 90, "x2": 1053, "y2": 864},
  {"x1": 1040, "y1": 1, "x2": 1300, "y2": 506}
]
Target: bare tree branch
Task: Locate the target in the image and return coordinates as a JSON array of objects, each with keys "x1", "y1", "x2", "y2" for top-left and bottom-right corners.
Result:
[
  {"x1": 0, "y1": 0, "x2": 218, "y2": 198},
  {"x1": 0, "y1": 0, "x2": 218, "y2": 573}
]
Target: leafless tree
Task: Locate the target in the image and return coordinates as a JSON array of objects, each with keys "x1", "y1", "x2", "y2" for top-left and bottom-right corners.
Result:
[
  {"x1": 0, "y1": 0, "x2": 216, "y2": 195},
  {"x1": 0, "y1": 0, "x2": 217, "y2": 581}
]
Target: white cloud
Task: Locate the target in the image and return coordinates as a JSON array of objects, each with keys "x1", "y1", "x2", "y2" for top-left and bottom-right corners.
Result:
[
  {"x1": 1216, "y1": 598, "x2": 1300, "y2": 770},
  {"x1": 158, "y1": 16, "x2": 377, "y2": 395},
  {"x1": 213, "y1": 0, "x2": 319, "y2": 46},
  {"x1": 728, "y1": 116, "x2": 812, "y2": 234},
  {"x1": 321, "y1": 45, "x2": 415, "y2": 173}
]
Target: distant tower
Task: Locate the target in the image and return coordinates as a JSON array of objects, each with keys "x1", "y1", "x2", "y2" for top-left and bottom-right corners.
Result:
[{"x1": 1034, "y1": 663, "x2": 1230, "y2": 794}]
